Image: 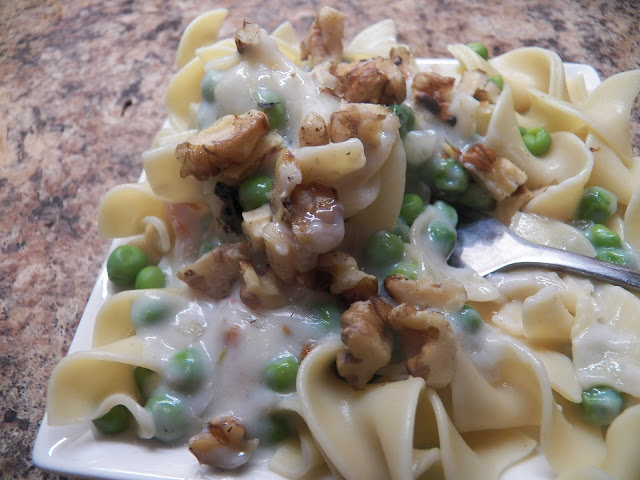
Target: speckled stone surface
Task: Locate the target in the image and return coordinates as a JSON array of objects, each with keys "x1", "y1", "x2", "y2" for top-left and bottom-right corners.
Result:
[{"x1": 0, "y1": 0, "x2": 638, "y2": 478}]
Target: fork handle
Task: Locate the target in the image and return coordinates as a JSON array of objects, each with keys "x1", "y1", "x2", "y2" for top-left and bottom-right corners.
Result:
[{"x1": 515, "y1": 245, "x2": 640, "y2": 293}]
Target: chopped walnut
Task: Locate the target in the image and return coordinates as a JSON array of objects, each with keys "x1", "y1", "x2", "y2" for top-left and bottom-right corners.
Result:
[
  {"x1": 333, "y1": 57, "x2": 407, "y2": 105},
  {"x1": 384, "y1": 274, "x2": 467, "y2": 312},
  {"x1": 262, "y1": 221, "x2": 306, "y2": 284},
  {"x1": 177, "y1": 242, "x2": 250, "y2": 299},
  {"x1": 175, "y1": 110, "x2": 274, "y2": 181},
  {"x1": 329, "y1": 104, "x2": 388, "y2": 146},
  {"x1": 493, "y1": 185, "x2": 535, "y2": 224},
  {"x1": 241, "y1": 204, "x2": 273, "y2": 251},
  {"x1": 457, "y1": 69, "x2": 502, "y2": 103},
  {"x1": 337, "y1": 297, "x2": 393, "y2": 389},
  {"x1": 239, "y1": 262, "x2": 287, "y2": 309},
  {"x1": 283, "y1": 182, "x2": 345, "y2": 255},
  {"x1": 316, "y1": 251, "x2": 378, "y2": 303},
  {"x1": 298, "y1": 112, "x2": 329, "y2": 147},
  {"x1": 389, "y1": 46, "x2": 411, "y2": 69},
  {"x1": 388, "y1": 304, "x2": 456, "y2": 389},
  {"x1": 188, "y1": 415, "x2": 259, "y2": 469},
  {"x1": 460, "y1": 143, "x2": 527, "y2": 200},
  {"x1": 127, "y1": 222, "x2": 167, "y2": 265},
  {"x1": 300, "y1": 6, "x2": 345, "y2": 65},
  {"x1": 234, "y1": 21, "x2": 261, "y2": 54},
  {"x1": 441, "y1": 141, "x2": 461, "y2": 160},
  {"x1": 412, "y1": 71, "x2": 456, "y2": 123}
]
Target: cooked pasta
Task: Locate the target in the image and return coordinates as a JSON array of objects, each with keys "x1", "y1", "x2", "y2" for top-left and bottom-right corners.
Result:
[{"x1": 46, "y1": 6, "x2": 640, "y2": 480}]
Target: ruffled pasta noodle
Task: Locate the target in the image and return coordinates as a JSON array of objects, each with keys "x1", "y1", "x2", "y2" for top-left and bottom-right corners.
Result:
[{"x1": 46, "y1": 6, "x2": 640, "y2": 480}]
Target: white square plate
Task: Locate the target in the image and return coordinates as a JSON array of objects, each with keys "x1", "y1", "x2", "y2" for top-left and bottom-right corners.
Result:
[{"x1": 32, "y1": 59, "x2": 601, "y2": 480}]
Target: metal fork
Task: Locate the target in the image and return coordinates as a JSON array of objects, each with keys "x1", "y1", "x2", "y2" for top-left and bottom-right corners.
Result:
[{"x1": 448, "y1": 215, "x2": 640, "y2": 293}]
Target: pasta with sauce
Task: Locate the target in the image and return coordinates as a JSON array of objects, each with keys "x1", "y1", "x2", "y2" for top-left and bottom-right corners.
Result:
[{"x1": 46, "y1": 6, "x2": 640, "y2": 480}]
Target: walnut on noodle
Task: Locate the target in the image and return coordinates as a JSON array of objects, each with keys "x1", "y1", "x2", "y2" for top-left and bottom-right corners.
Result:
[
  {"x1": 337, "y1": 297, "x2": 393, "y2": 390},
  {"x1": 329, "y1": 104, "x2": 388, "y2": 146},
  {"x1": 412, "y1": 71, "x2": 456, "y2": 124},
  {"x1": 300, "y1": 6, "x2": 345, "y2": 66},
  {"x1": 459, "y1": 143, "x2": 527, "y2": 200},
  {"x1": 384, "y1": 274, "x2": 467, "y2": 312},
  {"x1": 177, "y1": 242, "x2": 250, "y2": 299},
  {"x1": 261, "y1": 182, "x2": 345, "y2": 284},
  {"x1": 333, "y1": 56, "x2": 407, "y2": 105},
  {"x1": 175, "y1": 110, "x2": 282, "y2": 181},
  {"x1": 388, "y1": 304, "x2": 457, "y2": 389},
  {"x1": 189, "y1": 415, "x2": 258, "y2": 469},
  {"x1": 238, "y1": 261, "x2": 287, "y2": 309},
  {"x1": 457, "y1": 69, "x2": 502, "y2": 103},
  {"x1": 316, "y1": 250, "x2": 378, "y2": 303},
  {"x1": 298, "y1": 112, "x2": 329, "y2": 147},
  {"x1": 282, "y1": 182, "x2": 345, "y2": 254}
]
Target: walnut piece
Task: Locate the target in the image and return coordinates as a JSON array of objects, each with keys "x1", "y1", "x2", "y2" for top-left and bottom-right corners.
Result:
[
  {"x1": 239, "y1": 262, "x2": 287, "y2": 309},
  {"x1": 457, "y1": 69, "x2": 502, "y2": 103},
  {"x1": 300, "y1": 6, "x2": 344, "y2": 65},
  {"x1": 241, "y1": 204, "x2": 272, "y2": 251},
  {"x1": 460, "y1": 143, "x2": 527, "y2": 200},
  {"x1": 177, "y1": 242, "x2": 250, "y2": 299},
  {"x1": 384, "y1": 274, "x2": 467, "y2": 312},
  {"x1": 234, "y1": 20, "x2": 261, "y2": 54},
  {"x1": 412, "y1": 71, "x2": 456, "y2": 123},
  {"x1": 329, "y1": 104, "x2": 388, "y2": 146},
  {"x1": 316, "y1": 251, "x2": 378, "y2": 303},
  {"x1": 333, "y1": 57, "x2": 407, "y2": 105},
  {"x1": 283, "y1": 182, "x2": 345, "y2": 255},
  {"x1": 175, "y1": 110, "x2": 274, "y2": 181},
  {"x1": 337, "y1": 297, "x2": 393, "y2": 389},
  {"x1": 298, "y1": 112, "x2": 329, "y2": 147},
  {"x1": 388, "y1": 303, "x2": 457, "y2": 389},
  {"x1": 188, "y1": 415, "x2": 258, "y2": 469},
  {"x1": 389, "y1": 46, "x2": 411, "y2": 69}
]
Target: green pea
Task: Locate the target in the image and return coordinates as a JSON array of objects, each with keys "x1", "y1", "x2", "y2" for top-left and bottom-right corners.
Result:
[
  {"x1": 467, "y1": 42, "x2": 489, "y2": 60},
  {"x1": 576, "y1": 187, "x2": 618, "y2": 224},
  {"x1": 456, "y1": 304, "x2": 483, "y2": 333},
  {"x1": 92, "y1": 405, "x2": 130, "y2": 435},
  {"x1": 134, "y1": 366, "x2": 159, "y2": 402},
  {"x1": 135, "y1": 266, "x2": 166, "y2": 290},
  {"x1": 394, "y1": 218, "x2": 411, "y2": 243},
  {"x1": 432, "y1": 200, "x2": 458, "y2": 226},
  {"x1": 238, "y1": 175, "x2": 274, "y2": 211},
  {"x1": 257, "y1": 412, "x2": 292, "y2": 444},
  {"x1": 459, "y1": 182, "x2": 496, "y2": 211},
  {"x1": 200, "y1": 70, "x2": 221, "y2": 103},
  {"x1": 388, "y1": 104, "x2": 415, "y2": 137},
  {"x1": 586, "y1": 224, "x2": 622, "y2": 249},
  {"x1": 310, "y1": 302, "x2": 343, "y2": 329},
  {"x1": 264, "y1": 355, "x2": 299, "y2": 393},
  {"x1": 107, "y1": 245, "x2": 147, "y2": 286},
  {"x1": 363, "y1": 230, "x2": 405, "y2": 267},
  {"x1": 130, "y1": 294, "x2": 172, "y2": 329},
  {"x1": 385, "y1": 260, "x2": 418, "y2": 280},
  {"x1": 427, "y1": 221, "x2": 457, "y2": 258},
  {"x1": 400, "y1": 193, "x2": 426, "y2": 226},
  {"x1": 430, "y1": 157, "x2": 469, "y2": 193},
  {"x1": 488, "y1": 74, "x2": 504, "y2": 89},
  {"x1": 145, "y1": 392, "x2": 189, "y2": 442},
  {"x1": 257, "y1": 90, "x2": 286, "y2": 130},
  {"x1": 581, "y1": 386, "x2": 623, "y2": 426},
  {"x1": 595, "y1": 247, "x2": 634, "y2": 267},
  {"x1": 519, "y1": 126, "x2": 552, "y2": 156},
  {"x1": 167, "y1": 347, "x2": 206, "y2": 392}
]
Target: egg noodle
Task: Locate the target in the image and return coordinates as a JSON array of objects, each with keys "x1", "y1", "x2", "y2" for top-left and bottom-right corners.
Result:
[{"x1": 46, "y1": 7, "x2": 640, "y2": 480}]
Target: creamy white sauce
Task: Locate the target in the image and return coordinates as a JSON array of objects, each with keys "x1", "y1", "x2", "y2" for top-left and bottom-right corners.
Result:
[{"x1": 133, "y1": 285, "x2": 341, "y2": 441}]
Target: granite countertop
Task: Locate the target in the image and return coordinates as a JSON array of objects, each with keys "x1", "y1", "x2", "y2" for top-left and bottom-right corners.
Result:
[{"x1": 1, "y1": 0, "x2": 638, "y2": 478}]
